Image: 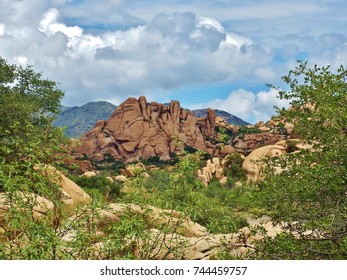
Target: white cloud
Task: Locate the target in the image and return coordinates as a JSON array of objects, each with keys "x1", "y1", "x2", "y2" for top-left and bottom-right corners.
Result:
[
  {"x1": 199, "y1": 88, "x2": 290, "y2": 123},
  {"x1": 39, "y1": 8, "x2": 83, "y2": 38},
  {"x1": 0, "y1": 0, "x2": 346, "y2": 122},
  {"x1": 254, "y1": 67, "x2": 277, "y2": 81},
  {"x1": 0, "y1": 23, "x2": 5, "y2": 35},
  {"x1": 14, "y1": 9, "x2": 268, "y2": 105},
  {"x1": 197, "y1": 16, "x2": 224, "y2": 33},
  {"x1": 15, "y1": 56, "x2": 29, "y2": 65}
]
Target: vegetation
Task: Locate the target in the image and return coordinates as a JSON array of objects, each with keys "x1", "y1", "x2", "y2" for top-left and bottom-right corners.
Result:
[
  {"x1": 72, "y1": 175, "x2": 121, "y2": 200},
  {"x1": 223, "y1": 153, "x2": 247, "y2": 187},
  {"x1": 118, "y1": 156, "x2": 255, "y2": 234},
  {"x1": 0, "y1": 57, "x2": 68, "y2": 258},
  {"x1": 254, "y1": 62, "x2": 347, "y2": 259},
  {"x1": 0, "y1": 57, "x2": 66, "y2": 193}
]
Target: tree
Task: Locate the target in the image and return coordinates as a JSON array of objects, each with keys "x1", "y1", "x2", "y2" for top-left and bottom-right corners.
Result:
[
  {"x1": 0, "y1": 57, "x2": 66, "y2": 186},
  {"x1": 0, "y1": 57, "x2": 68, "y2": 259},
  {"x1": 255, "y1": 62, "x2": 347, "y2": 259}
]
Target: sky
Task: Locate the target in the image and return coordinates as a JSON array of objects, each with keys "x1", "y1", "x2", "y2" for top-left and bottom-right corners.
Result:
[{"x1": 1, "y1": 0, "x2": 346, "y2": 123}]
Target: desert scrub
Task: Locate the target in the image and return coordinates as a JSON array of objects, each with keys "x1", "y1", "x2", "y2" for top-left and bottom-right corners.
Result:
[
  {"x1": 73, "y1": 175, "x2": 122, "y2": 200},
  {"x1": 118, "y1": 158, "x2": 256, "y2": 234}
]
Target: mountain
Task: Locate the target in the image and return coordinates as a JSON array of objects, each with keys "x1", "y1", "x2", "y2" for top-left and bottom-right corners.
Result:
[
  {"x1": 54, "y1": 100, "x2": 249, "y2": 138},
  {"x1": 192, "y1": 109, "x2": 250, "y2": 126},
  {"x1": 54, "y1": 101, "x2": 117, "y2": 138}
]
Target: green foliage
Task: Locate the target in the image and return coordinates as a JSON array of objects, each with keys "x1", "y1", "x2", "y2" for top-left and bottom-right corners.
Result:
[
  {"x1": 183, "y1": 145, "x2": 198, "y2": 154},
  {"x1": 0, "y1": 57, "x2": 66, "y2": 193},
  {"x1": 255, "y1": 61, "x2": 347, "y2": 259},
  {"x1": 0, "y1": 57, "x2": 69, "y2": 259},
  {"x1": 119, "y1": 156, "x2": 255, "y2": 234},
  {"x1": 88, "y1": 154, "x2": 125, "y2": 172},
  {"x1": 237, "y1": 126, "x2": 262, "y2": 134},
  {"x1": 215, "y1": 126, "x2": 234, "y2": 144},
  {"x1": 0, "y1": 58, "x2": 64, "y2": 135},
  {"x1": 223, "y1": 153, "x2": 246, "y2": 186},
  {"x1": 140, "y1": 155, "x2": 179, "y2": 167},
  {"x1": 73, "y1": 175, "x2": 121, "y2": 199},
  {"x1": 285, "y1": 140, "x2": 299, "y2": 153}
]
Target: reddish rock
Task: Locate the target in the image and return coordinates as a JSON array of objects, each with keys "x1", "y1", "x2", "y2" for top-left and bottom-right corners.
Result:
[
  {"x1": 232, "y1": 133, "x2": 285, "y2": 155},
  {"x1": 76, "y1": 97, "x2": 216, "y2": 161},
  {"x1": 219, "y1": 145, "x2": 236, "y2": 156}
]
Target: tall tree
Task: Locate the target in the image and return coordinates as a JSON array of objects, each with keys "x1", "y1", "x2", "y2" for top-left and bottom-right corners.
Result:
[
  {"x1": 0, "y1": 57, "x2": 65, "y2": 165},
  {"x1": 0, "y1": 58, "x2": 67, "y2": 259},
  {"x1": 255, "y1": 62, "x2": 347, "y2": 259}
]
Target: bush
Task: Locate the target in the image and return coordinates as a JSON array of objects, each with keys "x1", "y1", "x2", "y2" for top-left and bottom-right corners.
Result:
[
  {"x1": 255, "y1": 62, "x2": 347, "y2": 259},
  {"x1": 119, "y1": 157, "x2": 255, "y2": 234},
  {"x1": 73, "y1": 175, "x2": 121, "y2": 199},
  {"x1": 223, "y1": 153, "x2": 246, "y2": 186},
  {"x1": 183, "y1": 145, "x2": 198, "y2": 154}
]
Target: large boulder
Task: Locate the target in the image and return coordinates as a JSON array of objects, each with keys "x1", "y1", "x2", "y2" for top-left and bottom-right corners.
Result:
[
  {"x1": 0, "y1": 192, "x2": 54, "y2": 221},
  {"x1": 242, "y1": 145, "x2": 286, "y2": 181},
  {"x1": 197, "y1": 157, "x2": 229, "y2": 186},
  {"x1": 46, "y1": 166, "x2": 91, "y2": 206},
  {"x1": 76, "y1": 97, "x2": 216, "y2": 162}
]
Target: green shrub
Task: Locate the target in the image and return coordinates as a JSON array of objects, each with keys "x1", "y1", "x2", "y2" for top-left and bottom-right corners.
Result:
[
  {"x1": 119, "y1": 158, "x2": 254, "y2": 234},
  {"x1": 183, "y1": 145, "x2": 198, "y2": 154},
  {"x1": 73, "y1": 175, "x2": 121, "y2": 199},
  {"x1": 223, "y1": 153, "x2": 246, "y2": 186}
]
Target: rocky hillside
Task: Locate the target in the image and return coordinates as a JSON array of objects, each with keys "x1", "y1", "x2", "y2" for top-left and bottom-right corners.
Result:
[
  {"x1": 193, "y1": 109, "x2": 250, "y2": 126},
  {"x1": 54, "y1": 101, "x2": 117, "y2": 138}
]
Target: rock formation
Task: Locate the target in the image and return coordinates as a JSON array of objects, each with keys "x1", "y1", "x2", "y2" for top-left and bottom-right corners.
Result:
[
  {"x1": 232, "y1": 132, "x2": 286, "y2": 155},
  {"x1": 76, "y1": 97, "x2": 216, "y2": 161},
  {"x1": 242, "y1": 139, "x2": 315, "y2": 182},
  {"x1": 197, "y1": 157, "x2": 228, "y2": 186}
]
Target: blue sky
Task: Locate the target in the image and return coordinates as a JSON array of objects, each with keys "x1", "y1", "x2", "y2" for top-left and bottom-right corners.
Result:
[{"x1": 1, "y1": 0, "x2": 346, "y2": 123}]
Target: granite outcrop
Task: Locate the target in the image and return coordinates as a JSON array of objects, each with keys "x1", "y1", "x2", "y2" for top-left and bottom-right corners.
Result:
[{"x1": 76, "y1": 97, "x2": 216, "y2": 161}]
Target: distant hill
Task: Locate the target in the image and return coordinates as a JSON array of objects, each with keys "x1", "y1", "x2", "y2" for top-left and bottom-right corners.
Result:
[
  {"x1": 54, "y1": 101, "x2": 117, "y2": 138},
  {"x1": 192, "y1": 109, "x2": 250, "y2": 126}
]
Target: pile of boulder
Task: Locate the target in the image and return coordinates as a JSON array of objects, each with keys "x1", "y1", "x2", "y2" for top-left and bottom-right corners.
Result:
[
  {"x1": 75, "y1": 96, "x2": 216, "y2": 162},
  {"x1": 197, "y1": 157, "x2": 229, "y2": 186}
]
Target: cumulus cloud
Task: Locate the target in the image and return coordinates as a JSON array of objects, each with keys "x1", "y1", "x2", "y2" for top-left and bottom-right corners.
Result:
[
  {"x1": 39, "y1": 8, "x2": 83, "y2": 38},
  {"x1": 0, "y1": 24, "x2": 5, "y2": 36},
  {"x1": 0, "y1": 7, "x2": 271, "y2": 105},
  {"x1": 0, "y1": 0, "x2": 346, "y2": 122},
  {"x1": 196, "y1": 88, "x2": 290, "y2": 123}
]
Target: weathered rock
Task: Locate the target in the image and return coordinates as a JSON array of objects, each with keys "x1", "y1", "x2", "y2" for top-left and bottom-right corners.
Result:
[
  {"x1": 197, "y1": 156, "x2": 236, "y2": 186},
  {"x1": 114, "y1": 175, "x2": 128, "y2": 183},
  {"x1": 198, "y1": 174, "x2": 209, "y2": 187},
  {"x1": 62, "y1": 157, "x2": 95, "y2": 173},
  {"x1": 0, "y1": 192, "x2": 54, "y2": 220},
  {"x1": 124, "y1": 163, "x2": 146, "y2": 177},
  {"x1": 219, "y1": 145, "x2": 236, "y2": 156},
  {"x1": 47, "y1": 166, "x2": 91, "y2": 206},
  {"x1": 242, "y1": 145, "x2": 286, "y2": 181},
  {"x1": 81, "y1": 171, "x2": 97, "y2": 177},
  {"x1": 232, "y1": 132, "x2": 285, "y2": 155},
  {"x1": 76, "y1": 97, "x2": 216, "y2": 161}
]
